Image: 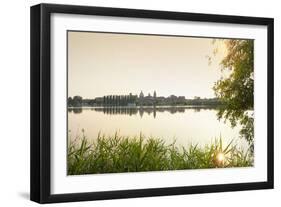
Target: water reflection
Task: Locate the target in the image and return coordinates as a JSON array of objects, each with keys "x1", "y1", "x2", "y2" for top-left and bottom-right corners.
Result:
[
  {"x1": 68, "y1": 106, "x2": 247, "y2": 150},
  {"x1": 68, "y1": 106, "x2": 218, "y2": 118},
  {"x1": 70, "y1": 108, "x2": 83, "y2": 114}
]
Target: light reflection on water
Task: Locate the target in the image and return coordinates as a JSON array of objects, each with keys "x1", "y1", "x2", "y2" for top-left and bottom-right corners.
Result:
[{"x1": 68, "y1": 107, "x2": 249, "y2": 150}]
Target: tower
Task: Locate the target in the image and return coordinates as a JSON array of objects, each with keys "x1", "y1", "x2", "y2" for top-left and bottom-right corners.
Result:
[
  {"x1": 139, "y1": 91, "x2": 144, "y2": 106},
  {"x1": 139, "y1": 91, "x2": 144, "y2": 98},
  {"x1": 153, "y1": 90, "x2": 157, "y2": 99}
]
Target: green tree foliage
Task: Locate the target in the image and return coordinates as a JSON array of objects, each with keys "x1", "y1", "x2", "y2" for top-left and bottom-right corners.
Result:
[
  {"x1": 213, "y1": 40, "x2": 254, "y2": 151},
  {"x1": 68, "y1": 96, "x2": 83, "y2": 107},
  {"x1": 67, "y1": 97, "x2": 73, "y2": 106}
]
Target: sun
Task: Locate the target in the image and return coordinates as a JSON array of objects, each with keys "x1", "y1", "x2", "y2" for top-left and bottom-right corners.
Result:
[{"x1": 217, "y1": 152, "x2": 225, "y2": 163}]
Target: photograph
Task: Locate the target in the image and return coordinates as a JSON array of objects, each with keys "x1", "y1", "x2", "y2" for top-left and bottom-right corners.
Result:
[
  {"x1": 67, "y1": 31, "x2": 254, "y2": 175},
  {"x1": 30, "y1": 3, "x2": 274, "y2": 203}
]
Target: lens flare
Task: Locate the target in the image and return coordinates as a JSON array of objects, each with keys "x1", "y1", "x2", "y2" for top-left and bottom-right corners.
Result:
[{"x1": 217, "y1": 152, "x2": 225, "y2": 162}]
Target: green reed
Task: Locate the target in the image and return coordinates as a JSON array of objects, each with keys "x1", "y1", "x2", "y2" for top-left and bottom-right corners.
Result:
[{"x1": 67, "y1": 131, "x2": 253, "y2": 175}]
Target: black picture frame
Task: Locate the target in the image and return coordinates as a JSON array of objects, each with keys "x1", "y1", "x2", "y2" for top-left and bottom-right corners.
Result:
[{"x1": 30, "y1": 3, "x2": 274, "y2": 204}]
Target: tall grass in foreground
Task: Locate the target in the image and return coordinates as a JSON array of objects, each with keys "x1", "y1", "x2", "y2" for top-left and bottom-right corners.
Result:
[{"x1": 67, "y1": 132, "x2": 253, "y2": 175}]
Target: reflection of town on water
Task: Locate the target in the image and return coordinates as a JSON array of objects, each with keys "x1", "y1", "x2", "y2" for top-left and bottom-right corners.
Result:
[{"x1": 68, "y1": 106, "x2": 218, "y2": 118}]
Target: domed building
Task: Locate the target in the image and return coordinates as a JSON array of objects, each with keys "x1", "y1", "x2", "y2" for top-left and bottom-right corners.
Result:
[{"x1": 139, "y1": 91, "x2": 144, "y2": 99}]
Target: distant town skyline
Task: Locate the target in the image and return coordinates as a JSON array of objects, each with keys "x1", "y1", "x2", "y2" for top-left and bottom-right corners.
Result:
[
  {"x1": 68, "y1": 89, "x2": 220, "y2": 108},
  {"x1": 68, "y1": 31, "x2": 227, "y2": 99},
  {"x1": 69, "y1": 90, "x2": 199, "y2": 99}
]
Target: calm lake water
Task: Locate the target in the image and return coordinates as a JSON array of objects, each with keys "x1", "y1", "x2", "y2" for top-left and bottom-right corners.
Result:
[{"x1": 68, "y1": 106, "x2": 248, "y2": 149}]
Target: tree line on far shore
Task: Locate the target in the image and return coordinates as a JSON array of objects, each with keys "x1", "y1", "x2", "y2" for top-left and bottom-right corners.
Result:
[{"x1": 67, "y1": 95, "x2": 221, "y2": 107}]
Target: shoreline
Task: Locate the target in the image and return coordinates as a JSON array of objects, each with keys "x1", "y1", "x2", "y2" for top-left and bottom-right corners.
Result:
[{"x1": 67, "y1": 105, "x2": 222, "y2": 109}]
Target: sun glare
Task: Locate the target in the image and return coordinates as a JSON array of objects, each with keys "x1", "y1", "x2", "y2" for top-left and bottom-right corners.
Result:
[{"x1": 217, "y1": 152, "x2": 225, "y2": 163}]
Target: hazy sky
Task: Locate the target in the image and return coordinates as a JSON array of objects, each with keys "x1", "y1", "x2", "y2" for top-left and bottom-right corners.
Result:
[{"x1": 68, "y1": 31, "x2": 227, "y2": 99}]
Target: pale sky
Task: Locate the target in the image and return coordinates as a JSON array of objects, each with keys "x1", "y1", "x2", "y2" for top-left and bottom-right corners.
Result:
[{"x1": 68, "y1": 31, "x2": 227, "y2": 99}]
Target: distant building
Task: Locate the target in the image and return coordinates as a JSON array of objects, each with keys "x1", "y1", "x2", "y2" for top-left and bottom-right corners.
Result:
[
  {"x1": 127, "y1": 103, "x2": 136, "y2": 107},
  {"x1": 153, "y1": 90, "x2": 157, "y2": 99},
  {"x1": 139, "y1": 91, "x2": 144, "y2": 99}
]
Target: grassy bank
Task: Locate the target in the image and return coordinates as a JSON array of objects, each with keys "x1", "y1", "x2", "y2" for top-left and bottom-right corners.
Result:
[{"x1": 67, "y1": 132, "x2": 253, "y2": 175}]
